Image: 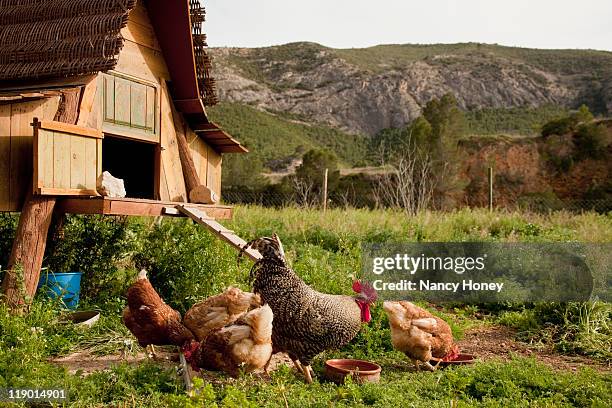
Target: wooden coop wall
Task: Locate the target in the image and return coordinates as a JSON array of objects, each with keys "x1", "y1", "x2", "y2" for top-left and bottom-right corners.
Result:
[
  {"x1": 188, "y1": 129, "x2": 222, "y2": 197},
  {"x1": 0, "y1": 0, "x2": 224, "y2": 212},
  {"x1": 85, "y1": 0, "x2": 223, "y2": 202},
  {"x1": 0, "y1": 98, "x2": 60, "y2": 211}
]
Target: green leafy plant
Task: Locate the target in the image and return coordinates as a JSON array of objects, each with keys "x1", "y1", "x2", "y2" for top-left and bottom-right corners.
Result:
[{"x1": 44, "y1": 215, "x2": 140, "y2": 301}]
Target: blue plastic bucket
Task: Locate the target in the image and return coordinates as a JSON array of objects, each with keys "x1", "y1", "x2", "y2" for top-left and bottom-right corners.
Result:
[{"x1": 37, "y1": 272, "x2": 83, "y2": 309}]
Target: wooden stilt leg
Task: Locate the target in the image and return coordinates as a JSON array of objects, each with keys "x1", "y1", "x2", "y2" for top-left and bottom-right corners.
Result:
[{"x1": 1, "y1": 192, "x2": 56, "y2": 311}]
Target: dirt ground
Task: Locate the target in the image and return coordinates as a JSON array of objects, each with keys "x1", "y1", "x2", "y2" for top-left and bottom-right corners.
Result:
[
  {"x1": 50, "y1": 348, "x2": 294, "y2": 377},
  {"x1": 458, "y1": 325, "x2": 611, "y2": 373},
  {"x1": 50, "y1": 325, "x2": 610, "y2": 376}
]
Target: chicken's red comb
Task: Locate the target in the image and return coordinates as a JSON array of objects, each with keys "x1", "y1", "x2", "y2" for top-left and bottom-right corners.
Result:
[{"x1": 353, "y1": 280, "x2": 378, "y2": 302}]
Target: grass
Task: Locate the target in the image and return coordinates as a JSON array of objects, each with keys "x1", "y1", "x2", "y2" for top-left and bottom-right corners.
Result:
[
  {"x1": 0, "y1": 298, "x2": 610, "y2": 407},
  {"x1": 0, "y1": 207, "x2": 611, "y2": 406},
  {"x1": 497, "y1": 302, "x2": 612, "y2": 361}
]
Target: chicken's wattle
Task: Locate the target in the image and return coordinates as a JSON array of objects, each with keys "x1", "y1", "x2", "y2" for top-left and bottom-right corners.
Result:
[
  {"x1": 182, "y1": 341, "x2": 201, "y2": 371},
  {"x1": 356, "y1": 300, "x2": 371, "y2": 323},
  {"x1": 441, "y1": 345, "x2": 461, "y2": 362}
]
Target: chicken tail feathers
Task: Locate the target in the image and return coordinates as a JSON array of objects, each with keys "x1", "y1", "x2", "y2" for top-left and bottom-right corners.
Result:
[{"x1": 248, "y1": 305, "x2": 273, "y2": 344}]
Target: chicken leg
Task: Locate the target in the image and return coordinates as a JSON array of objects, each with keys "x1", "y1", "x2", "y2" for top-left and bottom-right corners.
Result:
[
  {"x1": 290, "y1": 359, "x2": 314, "y2": 384},
  {"x1": 179, "y1": 352, "x2": 193, "y2": 395},
  {"x1": 263, "y1": 354, "x2": 274, "y2": 375},
  {"x1": 302, "y1": 365, "x2": 314, "y2": 384},
  {"x1": 146, "y1": 344, "x2": 158, "y2": 359},
  {"x1": 292, "y1": 359, "x2": 304, "y2": 374},
  {"x1": 412, "y1": 358, "x2": 437, "y2": 372}
]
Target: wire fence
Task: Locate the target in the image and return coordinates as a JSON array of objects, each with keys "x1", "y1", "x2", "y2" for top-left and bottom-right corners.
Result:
[{"x1": 222, "y1": 190, "x2": 612, "y2": 214}]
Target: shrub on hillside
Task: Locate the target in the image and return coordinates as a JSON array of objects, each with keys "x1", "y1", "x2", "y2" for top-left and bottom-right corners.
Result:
[
  {"x1": 541, "y1": 116, "x2": 577, "y2": 137},
  {"x1": 541, "y1": 104, "x2": 595, "y2": 137},
  {"x1": 574, "y1": 122, "x2": 609, "y2": 159}
]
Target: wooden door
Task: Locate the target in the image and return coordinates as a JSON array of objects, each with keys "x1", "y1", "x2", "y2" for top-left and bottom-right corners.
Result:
[{"x1": 33, "y1": 120, "x2": 103, "y2": 196}]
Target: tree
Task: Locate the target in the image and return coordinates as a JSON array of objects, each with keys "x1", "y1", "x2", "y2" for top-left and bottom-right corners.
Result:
[
  {"x1": 572, "y1": 104, "x2": 594, "y2": 124},
  {"x1": 221, "y1": 155, "x2": 267, "y2": 190},
  {"x1": 374, "y1": 143, "x2": 435, "y2": 216},
  {"x1": 291, "y1": 149, "x2": 340, "y2": 207},
  {"x1": 422, "y1": 93, "x2": 466, "y2": 153},
  {"x1": 295, "y1": 149, "x2": 340, "y2": 192},
  {"x1": 574, "y1": 123, "x2": 608, "y2": 159},
  {"x1": 420, "y1": 94, "x2": 467, "y2": 208},
  {"x1": 541, "y1": 105, "x2": 594, "y2": 137},
  {"x1": 408, "y1": 116, "x2": 433, "y2": 150}
]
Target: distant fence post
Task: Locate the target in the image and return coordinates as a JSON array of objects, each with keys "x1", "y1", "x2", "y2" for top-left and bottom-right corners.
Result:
[
  {"x1": 322, "y1": 168, "x2": 329, "y2": 212},
  {"x1": 488, "y1": 167, "x2": 494, "y2": 211}
]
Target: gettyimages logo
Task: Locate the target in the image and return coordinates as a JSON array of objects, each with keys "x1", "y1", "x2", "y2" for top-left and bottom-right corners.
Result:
[
  {"x1": 372, "y1": 253, "x2": 487, "y2": 275},
  {"x1": 362, "y1": 243, "x2": 610, "y2": 303}
]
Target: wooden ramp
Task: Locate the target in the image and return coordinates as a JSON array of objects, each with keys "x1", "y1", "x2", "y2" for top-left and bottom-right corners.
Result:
[{"x1": 173, "y1": 205, "x2": 262, "y2": 262}]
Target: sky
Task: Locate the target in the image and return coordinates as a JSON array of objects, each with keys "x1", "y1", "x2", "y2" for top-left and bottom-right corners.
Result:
[{"x1": 204, "y1": 0, "x2": 612, "y2": 51}]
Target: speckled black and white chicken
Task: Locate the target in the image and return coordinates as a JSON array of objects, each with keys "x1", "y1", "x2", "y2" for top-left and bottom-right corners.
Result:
[{"x1": 239, "y1": 234, "x2": 377, "y2": 383}]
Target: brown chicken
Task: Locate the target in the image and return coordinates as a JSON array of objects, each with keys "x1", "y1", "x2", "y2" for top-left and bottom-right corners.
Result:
[
  {"x1": 383, "y1": 301, "x2": 459, "y2": 371},
  {"x1": 240, "y1": 234, "x2": 378, "y2": 383},
  {"x1": 184, "y1": 304, "x2": 274, "y2": 376},
  {"x1": 122, "y1": 270, "x2": 195, "y2": 357},
  {"x1": 183, "y1": 287, "x2": 262, "y2": 341}
]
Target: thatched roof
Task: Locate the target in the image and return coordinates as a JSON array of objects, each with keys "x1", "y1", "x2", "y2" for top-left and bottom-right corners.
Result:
[
  {"x1": 0, "y1": 0, "x2": 218, "y2": 107},
  {"x1": 0, "y1": 0, "x2": 136, "y2": 81},
  {"x1": 0, "y1": 0, "x2": 237, "y2": 151}
]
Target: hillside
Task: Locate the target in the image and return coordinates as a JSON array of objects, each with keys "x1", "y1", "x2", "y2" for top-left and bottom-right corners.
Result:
[
  {"x1": 210, "y1": 42, "x2": 612, "y2": 135},
  {"x1": 206, "y1": 102, "x2": 368, "y2": 168}
]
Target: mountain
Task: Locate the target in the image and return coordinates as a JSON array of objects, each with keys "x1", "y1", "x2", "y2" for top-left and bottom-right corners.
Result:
[{"x1": 209, "y1": 42, "x2": 612, "y2": 136}]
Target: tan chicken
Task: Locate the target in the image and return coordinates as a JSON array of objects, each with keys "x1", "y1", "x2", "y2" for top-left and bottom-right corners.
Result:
[
  {"x1": 383, "y1": 301, "x2": 459, "y2": 371},
  {"x1": 183, "y1": 287, "x2": 262, "y2": 341},
  {"x1": 122, "y1": 270, "x2": 195, "y2": 358},
  {"x1": 184, "y1": 304, "x2": 274, "y2": 376}
]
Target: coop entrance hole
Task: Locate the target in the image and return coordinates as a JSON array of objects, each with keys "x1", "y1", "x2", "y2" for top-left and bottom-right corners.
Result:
[{"x1": 102, "y1": 136, "x2": 156, "y2": 199}]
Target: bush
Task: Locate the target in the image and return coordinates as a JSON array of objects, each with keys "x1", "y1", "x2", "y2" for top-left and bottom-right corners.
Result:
[
  {"x1": 541, "y1": 116, "x2": 577, "y2": 137},
  {"x1": 574, "y1": 123, "x2": 608, "y2": 159},
  {"x1": 134, "y1": 219, "x2": 247, "y2": 313},
  {"x1": 44, "y1": 215, "x2": 140, "y2": 301},
  {"x1": 0, "y1": 213, "x2": 18, "y2": 283}
]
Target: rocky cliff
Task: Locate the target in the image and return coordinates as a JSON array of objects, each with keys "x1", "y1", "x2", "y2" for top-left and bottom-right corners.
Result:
[{"x1": 210, "y1": 42, "x2": 612, "y2": 135}]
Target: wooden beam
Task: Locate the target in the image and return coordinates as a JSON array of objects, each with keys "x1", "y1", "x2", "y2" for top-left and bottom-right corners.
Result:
[
  {"x1": 57, "y1": 197, "x2": 109, "y2": 215},
  {"x1": 76, "y1": 78, "x2": 98, "y2": 128},
  {"x1": 21, "y1": 92, "x2": 45, "y2": 98},
  {"x1": 191, "y1": 122, "x2": 219, "y2": 132},
  {"x1": 36, "y1": 188, "x2": 99, "y2": 196},
  {"x1": 177, "y1": 205, "x2": 261, "y2": 261},
  {"x1": 56, "y1": 197, "x2": 233, "y2": 219},
  {"x1": 173, "y1": 106, "x2": 201, "y2": 194},
  {"x1": 171, "y1": 95, "x2": 220, "y2": 204},
  {"x1": 53, "y1": 88, "x2": 81, "y2": 124},
  {"x1": 38, "y1": 120, "x2": 103, "y2": 139}
]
